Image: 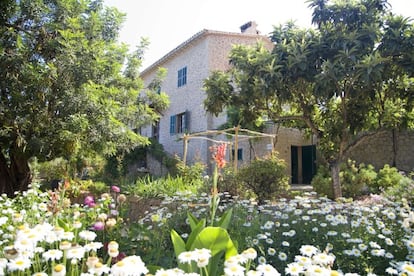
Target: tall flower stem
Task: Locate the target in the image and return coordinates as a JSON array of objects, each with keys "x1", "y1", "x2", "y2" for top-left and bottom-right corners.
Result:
[{"x1": 210, "y1": 164, "x2": 220, "y2": 226}]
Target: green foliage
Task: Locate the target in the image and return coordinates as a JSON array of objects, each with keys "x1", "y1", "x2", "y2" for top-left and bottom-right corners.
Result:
[
  {"x1": 311, "y1": 165, "x2": 334, "y2": 199},
  {"x1": 66, "y1": 179, "x2": 108, "y2": 198},
  {"x1": 369, "y1": 164, "x2": 404, "y2": 193},
  {"x1": 313, "y1": 161, "x2": 410, "y2": 199},
  {"x1": 123, "y1": 175, "x2": 203, "y2": 198},
  {"x1": 237, "y1": 153, "x2": 290, "y2": 204},
  {"x1": 220, "y1": 168, "x2": 243, "y2": 196},
  {"x1": 148, "y1": 139, "x2": 179, "y2": 174},
  {"x1": 203, "y1": 0, "x2": 414, "y2": 199},
  {"x1": 340, "y1": 160, "x2": 377, "y2": 198},
  {"x1": 175, "y1": 160, "x2": 206, "y2": 187},
  {"x1": 0, "y1": 0, "x2": 169, "y2": 195},
  {"x1": 383, "y1": 175, "x2": 414, "y2": 206},
  {"x1": 35, "y1": 157, "x2": 69, "y2": 182},
  {"x1": 171, "y1": 208, "x2": 237, "y2": 275}
]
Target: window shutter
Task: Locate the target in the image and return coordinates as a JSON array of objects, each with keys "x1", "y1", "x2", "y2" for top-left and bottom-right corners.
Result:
[
  {"x1": 183, "y1": 67, "x2": 187, "y2": 86},
  {"x1": 184, "y1": 110, "x2": 190, "y2": 132},
  {"x1": 170, "y1": 115, "x2": 176, "y2": 134}
]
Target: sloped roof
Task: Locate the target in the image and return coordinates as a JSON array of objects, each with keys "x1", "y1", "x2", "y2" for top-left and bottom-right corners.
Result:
[{"x1": 140, "y1": 29, "x2": 272, "y2": 76}]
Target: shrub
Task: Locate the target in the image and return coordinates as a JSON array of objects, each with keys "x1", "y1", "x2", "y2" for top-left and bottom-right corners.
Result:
[
  {"x1": 368, "y1": 164, "x2": 404, "y2": 193},
  {"x1": 340, "y1": 160, "x2": 377, "y2": 198},
  {"x1": 313, "y1": 161, "x2": 410, "y2": 199},
  {"x1": 175, "y1": 159, "x2": 206, "y2": 187},
  {"x1": 35, "y1": 157, "x2": 69, "y2": 182},
  {"x1": 312, "y1": 160, "x2": 377, "y2": 199},
  {"x1": 236, "y1": 153, "x2": 289, "y2": 204},
  {"x1": 383, "y1": 173, "x2": 414, "y2": 205},
  {"x1": 217, "y1": 168, "x2": 242, "y2": 196},
  {"x1": 311, "y1": 165, "x2": 334, "y2": 198}
]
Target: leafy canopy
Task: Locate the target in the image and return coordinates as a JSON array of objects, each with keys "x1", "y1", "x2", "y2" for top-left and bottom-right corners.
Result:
[
  {"x1": 0, "y1": 0, "x2": 169, "y2": 194},
  {"x1": 203, "y1": 0, "x2": 414, "y2": 198}
]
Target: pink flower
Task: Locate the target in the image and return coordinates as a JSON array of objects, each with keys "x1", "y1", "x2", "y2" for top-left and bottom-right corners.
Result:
[
  {"x1": 84, "y1": 196, "x2": 95, "y2": 207},
  {"x1": 111, "y1": 185, "x2": 121, "y2": 193},
  {"x1": 93, "y1": 221, "x2": 105, "y2": 231}
]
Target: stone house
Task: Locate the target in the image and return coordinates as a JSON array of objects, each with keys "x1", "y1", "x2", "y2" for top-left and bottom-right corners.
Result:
[{"x1": 140, "y1": 22, "x2": 316, "y2": 184}]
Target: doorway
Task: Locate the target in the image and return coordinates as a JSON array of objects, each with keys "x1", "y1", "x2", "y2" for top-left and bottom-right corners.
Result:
[{"x1": 291, "y1": 145, "x2": 316, "y2": 184}]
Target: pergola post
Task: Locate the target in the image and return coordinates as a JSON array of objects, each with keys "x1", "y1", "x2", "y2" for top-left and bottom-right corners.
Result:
[{"x1": 234, "y1": 125, "x2": 239, "y2": 173}]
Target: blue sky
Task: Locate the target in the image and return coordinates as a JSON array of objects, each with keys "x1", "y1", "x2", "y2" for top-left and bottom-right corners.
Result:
[{"x1": 103, "y1": 0, "x2": 414, "y2": 69}]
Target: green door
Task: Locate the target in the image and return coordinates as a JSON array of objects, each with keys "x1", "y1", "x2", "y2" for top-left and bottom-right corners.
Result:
[{"x1": 302, "y1": 145, "x2": 316, "y2": 184}]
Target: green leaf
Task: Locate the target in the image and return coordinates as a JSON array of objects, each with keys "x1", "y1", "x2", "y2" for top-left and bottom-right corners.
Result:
[
  {"x1": 185, "y1": 219, "x2": 206, "y2": 250},
  {"x1": 187, "y1": 211, "x2": 201, "y2": 231},
  {"x1": 170, "y1": 229, "x2": 186, "y2": 270},
  {"x1": 191, "y1": 227, "x2": 237, "y2": 257},
  {"x1": 57, "y1": 218, "x2": 70, "y2": 232},
  {"x1": 224, "y1": 237, "x2": 238, "y2": 259},
  {"x1": 216, "y1": 207, "x2": 233, "y2": 229},
  {"x1": 191, "y1": 226, "x2": 238, "y2": 275}
]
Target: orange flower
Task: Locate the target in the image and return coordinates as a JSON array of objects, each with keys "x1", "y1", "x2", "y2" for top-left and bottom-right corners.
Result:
[{"x1": 210, "y1": 143, "x2": 227, "y2": 169}]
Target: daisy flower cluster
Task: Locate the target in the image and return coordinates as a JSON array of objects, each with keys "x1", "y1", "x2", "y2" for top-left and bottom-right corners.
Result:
[
  {"x1": 0, "y1": 216, "x2": 150, "y2": 275},
  {"x1": 221, "y1": 193, "x2": 414, "y2": 275},
  {"x1": 0, "y1": 184, "x2": 132, "y2": 275},
  {"x1": 223, "y1": 247, "x2": 281, "y2": 276},
  {"x1": 284, "y1": 245, "x2": 338, "y2": 275},
  {"x1": 0, "y1": 181, "x2": 413, "y2": 276}
]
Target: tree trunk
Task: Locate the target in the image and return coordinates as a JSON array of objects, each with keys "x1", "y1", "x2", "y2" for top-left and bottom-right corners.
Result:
[
  {"x1": 330, "y1": 161, "x2": 342, "y2": 199},
  {"x1": 0, "y1": 146, "x2": 32, "y2": 197},
  {"x1": 0, "y1": 151, "x2": 15, "y2": 197}
]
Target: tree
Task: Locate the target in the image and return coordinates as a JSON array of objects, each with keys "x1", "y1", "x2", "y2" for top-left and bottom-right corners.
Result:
[
  {"x1": 204, "y1": 0, "x2": 414, "y2": 198},
  {"x1": 0, "y1": 0, "x2": 169, "y2": 196}
]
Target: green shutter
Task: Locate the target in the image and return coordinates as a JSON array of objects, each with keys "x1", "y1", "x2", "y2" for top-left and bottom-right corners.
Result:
[{"x1": 170, "y1": 115, "x2": 176, "y2": 134}]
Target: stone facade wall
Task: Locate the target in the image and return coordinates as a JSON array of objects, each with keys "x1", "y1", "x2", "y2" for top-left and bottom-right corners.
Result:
[
  {"x1": 146, "y1": 153, "x2": 169, "y2": 177},
  {"x1": 234, "y1": 125, "x2": 314, "y2": 177},
  {"x1": 140, "y1": 29, "x2": 273, "y2": 168},
  {"x1": 346, "y1": 130, "x2": 414, "y2": 172}
]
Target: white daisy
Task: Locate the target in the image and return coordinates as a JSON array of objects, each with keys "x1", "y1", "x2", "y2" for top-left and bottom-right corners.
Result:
[
  {"x1": 42, "y1": 249, "x2": 63, "y2": 261},
  {"x1": 7, "y1": 257, "x2": 31, "y2": 272}
]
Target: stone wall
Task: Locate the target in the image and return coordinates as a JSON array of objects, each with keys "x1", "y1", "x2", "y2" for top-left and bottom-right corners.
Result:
[
  {"x1": 346, "y1": 130, "x2": 414, "y2": 172},
  {"x1": 146, "y1": 153, "x2": 169, "y2": 177},
  {"x1": 218, "y1": 125, "x2": 313, "y2": 180}
]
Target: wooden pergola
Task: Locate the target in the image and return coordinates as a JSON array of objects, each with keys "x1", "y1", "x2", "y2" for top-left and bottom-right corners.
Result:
[{"x1": 181, "y1": 126, "x2": 277, "y2": 173}]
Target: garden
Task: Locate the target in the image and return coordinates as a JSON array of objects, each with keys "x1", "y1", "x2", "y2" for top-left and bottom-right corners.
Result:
[
  {"x1": 1, "y1": 145, "x2": 414, "y2": 276},
  {"x1": 2, "y1": 0, "x2": 414, "y2": 275}
]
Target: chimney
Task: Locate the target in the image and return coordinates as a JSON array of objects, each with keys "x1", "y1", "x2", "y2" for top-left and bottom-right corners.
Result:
[{"x1": 240, "y1": 21, "x2": 259, "y2": 34}]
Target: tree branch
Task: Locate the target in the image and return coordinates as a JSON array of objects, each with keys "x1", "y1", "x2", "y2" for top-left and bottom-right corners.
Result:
[
  {"x1": 343, "y1": 129, "x2": 389, "y2": 156},
  {"x1": 273, "y1": 114, "x2": 322, "y2": 138}
]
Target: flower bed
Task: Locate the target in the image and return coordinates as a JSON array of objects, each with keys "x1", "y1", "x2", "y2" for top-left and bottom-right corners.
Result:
[{"x1": 0, "y1": 183, "x2": 413, "y2": 275}]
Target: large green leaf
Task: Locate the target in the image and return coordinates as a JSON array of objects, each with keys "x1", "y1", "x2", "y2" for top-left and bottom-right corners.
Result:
[
  {"x1": 170, "y1": 229, "x2": 186, "y2": 270},
  {"x1": 191, "y1": 226, "x2": 238, "y2": 275},
  {"x1": 170, "y1": 230, "x2": 186, "y2": 257}
]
